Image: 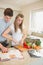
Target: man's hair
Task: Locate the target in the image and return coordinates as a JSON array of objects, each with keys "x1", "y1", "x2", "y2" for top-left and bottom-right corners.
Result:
[{"x1": 4, "y1": 8, "x2": 13, "y2": 17}]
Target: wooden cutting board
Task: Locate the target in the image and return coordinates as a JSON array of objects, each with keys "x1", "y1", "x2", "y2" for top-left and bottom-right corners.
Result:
[{"x1": 14, "y1": 45, "x2": 28, "y2": 52}]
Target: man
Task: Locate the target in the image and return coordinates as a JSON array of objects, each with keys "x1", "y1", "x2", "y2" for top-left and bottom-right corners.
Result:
[{"x1": 0, "y1": 8, "x2": 13, "y2": 53}]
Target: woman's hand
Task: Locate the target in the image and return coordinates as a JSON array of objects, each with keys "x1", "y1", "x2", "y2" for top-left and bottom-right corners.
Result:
[
  {"x1": 19, "y1": 40, "x2": 24, "y2": 46},
  {"x1": 13, "y1": 39, "x2": 19, "y2": 45}
]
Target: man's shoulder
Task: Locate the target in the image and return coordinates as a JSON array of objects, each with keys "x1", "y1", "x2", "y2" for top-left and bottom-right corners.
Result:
[
  {"x1": 10, "y1": 23, "x2": 14, "y2": 30},
  {"x1": 0, "y1": 19, "x2": 4, "y2": 23},
  {"x1": 0, "y1": 19, "x2": 2, "y2": 21}
]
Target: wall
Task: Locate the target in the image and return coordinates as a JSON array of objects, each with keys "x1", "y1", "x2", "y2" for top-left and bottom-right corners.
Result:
[
  {"x1": 20, "y1": 0, "x2": 43, "y2": 35},
  {"x1": 0, "y1": 2, "x2": 21, "y2": 11}
]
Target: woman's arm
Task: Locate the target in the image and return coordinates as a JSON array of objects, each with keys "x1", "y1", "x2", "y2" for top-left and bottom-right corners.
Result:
[
  {"x1": 19, "y1": 28, "x2": 27, "y2": 45},
  {"x1": 2, "y1": 27, "x2": 18, "y2": 43},
  {"x1": 22, "y1": 29, "x2": 27, "y2": 41},
  {"x1": 2, "y1": 27, "x2": 13, "y2": 41}
]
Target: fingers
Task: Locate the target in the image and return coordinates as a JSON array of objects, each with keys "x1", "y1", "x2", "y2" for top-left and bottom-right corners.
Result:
[{"x1": 2, "y1": 47, "x2": 8, "y2": 53}]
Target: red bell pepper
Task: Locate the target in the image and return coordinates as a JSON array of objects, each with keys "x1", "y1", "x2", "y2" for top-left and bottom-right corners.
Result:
[{"x1": 23, "y1": 42, "x2": 31, "y2": 49}]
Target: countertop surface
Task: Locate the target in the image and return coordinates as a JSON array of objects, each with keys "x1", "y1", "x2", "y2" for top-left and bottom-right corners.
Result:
[{"x1": 0, "y1": 48, "x2": 40, "y2": 65}]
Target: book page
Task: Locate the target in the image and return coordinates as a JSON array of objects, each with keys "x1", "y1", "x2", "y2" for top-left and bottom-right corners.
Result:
[{"x1": 0, "y1": 49, "x2": 23, "y2": 61}]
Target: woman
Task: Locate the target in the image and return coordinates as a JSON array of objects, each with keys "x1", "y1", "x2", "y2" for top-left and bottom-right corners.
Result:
[{"x1": 10, "y1": 14, "x2": 27, "y2": 46}]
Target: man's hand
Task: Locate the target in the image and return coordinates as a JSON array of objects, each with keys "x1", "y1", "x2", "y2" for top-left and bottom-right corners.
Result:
[{"x1": 1, "y1": 46, "x2": 8, "y2": 53}]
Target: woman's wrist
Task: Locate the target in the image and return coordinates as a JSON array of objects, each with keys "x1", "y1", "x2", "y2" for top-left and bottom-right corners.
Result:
[
  {"x1": 13, "y1": 39, "x2": 18, "y2": 43},
  {"x1": 21, "y1": 39, "x2": 24, "y2": 42}
]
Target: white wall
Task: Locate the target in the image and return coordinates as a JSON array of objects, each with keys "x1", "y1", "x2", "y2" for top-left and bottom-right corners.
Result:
[
  {"x1": 0, "y1": 2, "x2": 21, "y2": 11},
  {"x1": 20, "y1": 0, "x2": 43, "y2": 35}
]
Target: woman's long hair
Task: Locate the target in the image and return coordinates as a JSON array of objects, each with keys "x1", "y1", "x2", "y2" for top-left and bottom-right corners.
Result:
[{"x1": 14, "y1": 14, "x2": 24, "y2": 32}]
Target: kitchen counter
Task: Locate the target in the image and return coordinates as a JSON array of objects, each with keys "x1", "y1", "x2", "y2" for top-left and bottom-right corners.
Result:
[{"x1": 0, "y1": 48, "x2": 40, "y2": 65}]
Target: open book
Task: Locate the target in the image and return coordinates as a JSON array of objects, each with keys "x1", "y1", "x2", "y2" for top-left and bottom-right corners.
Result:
[{"x1": 0, "y1": 49, "x2": 23, "y2": 61}]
